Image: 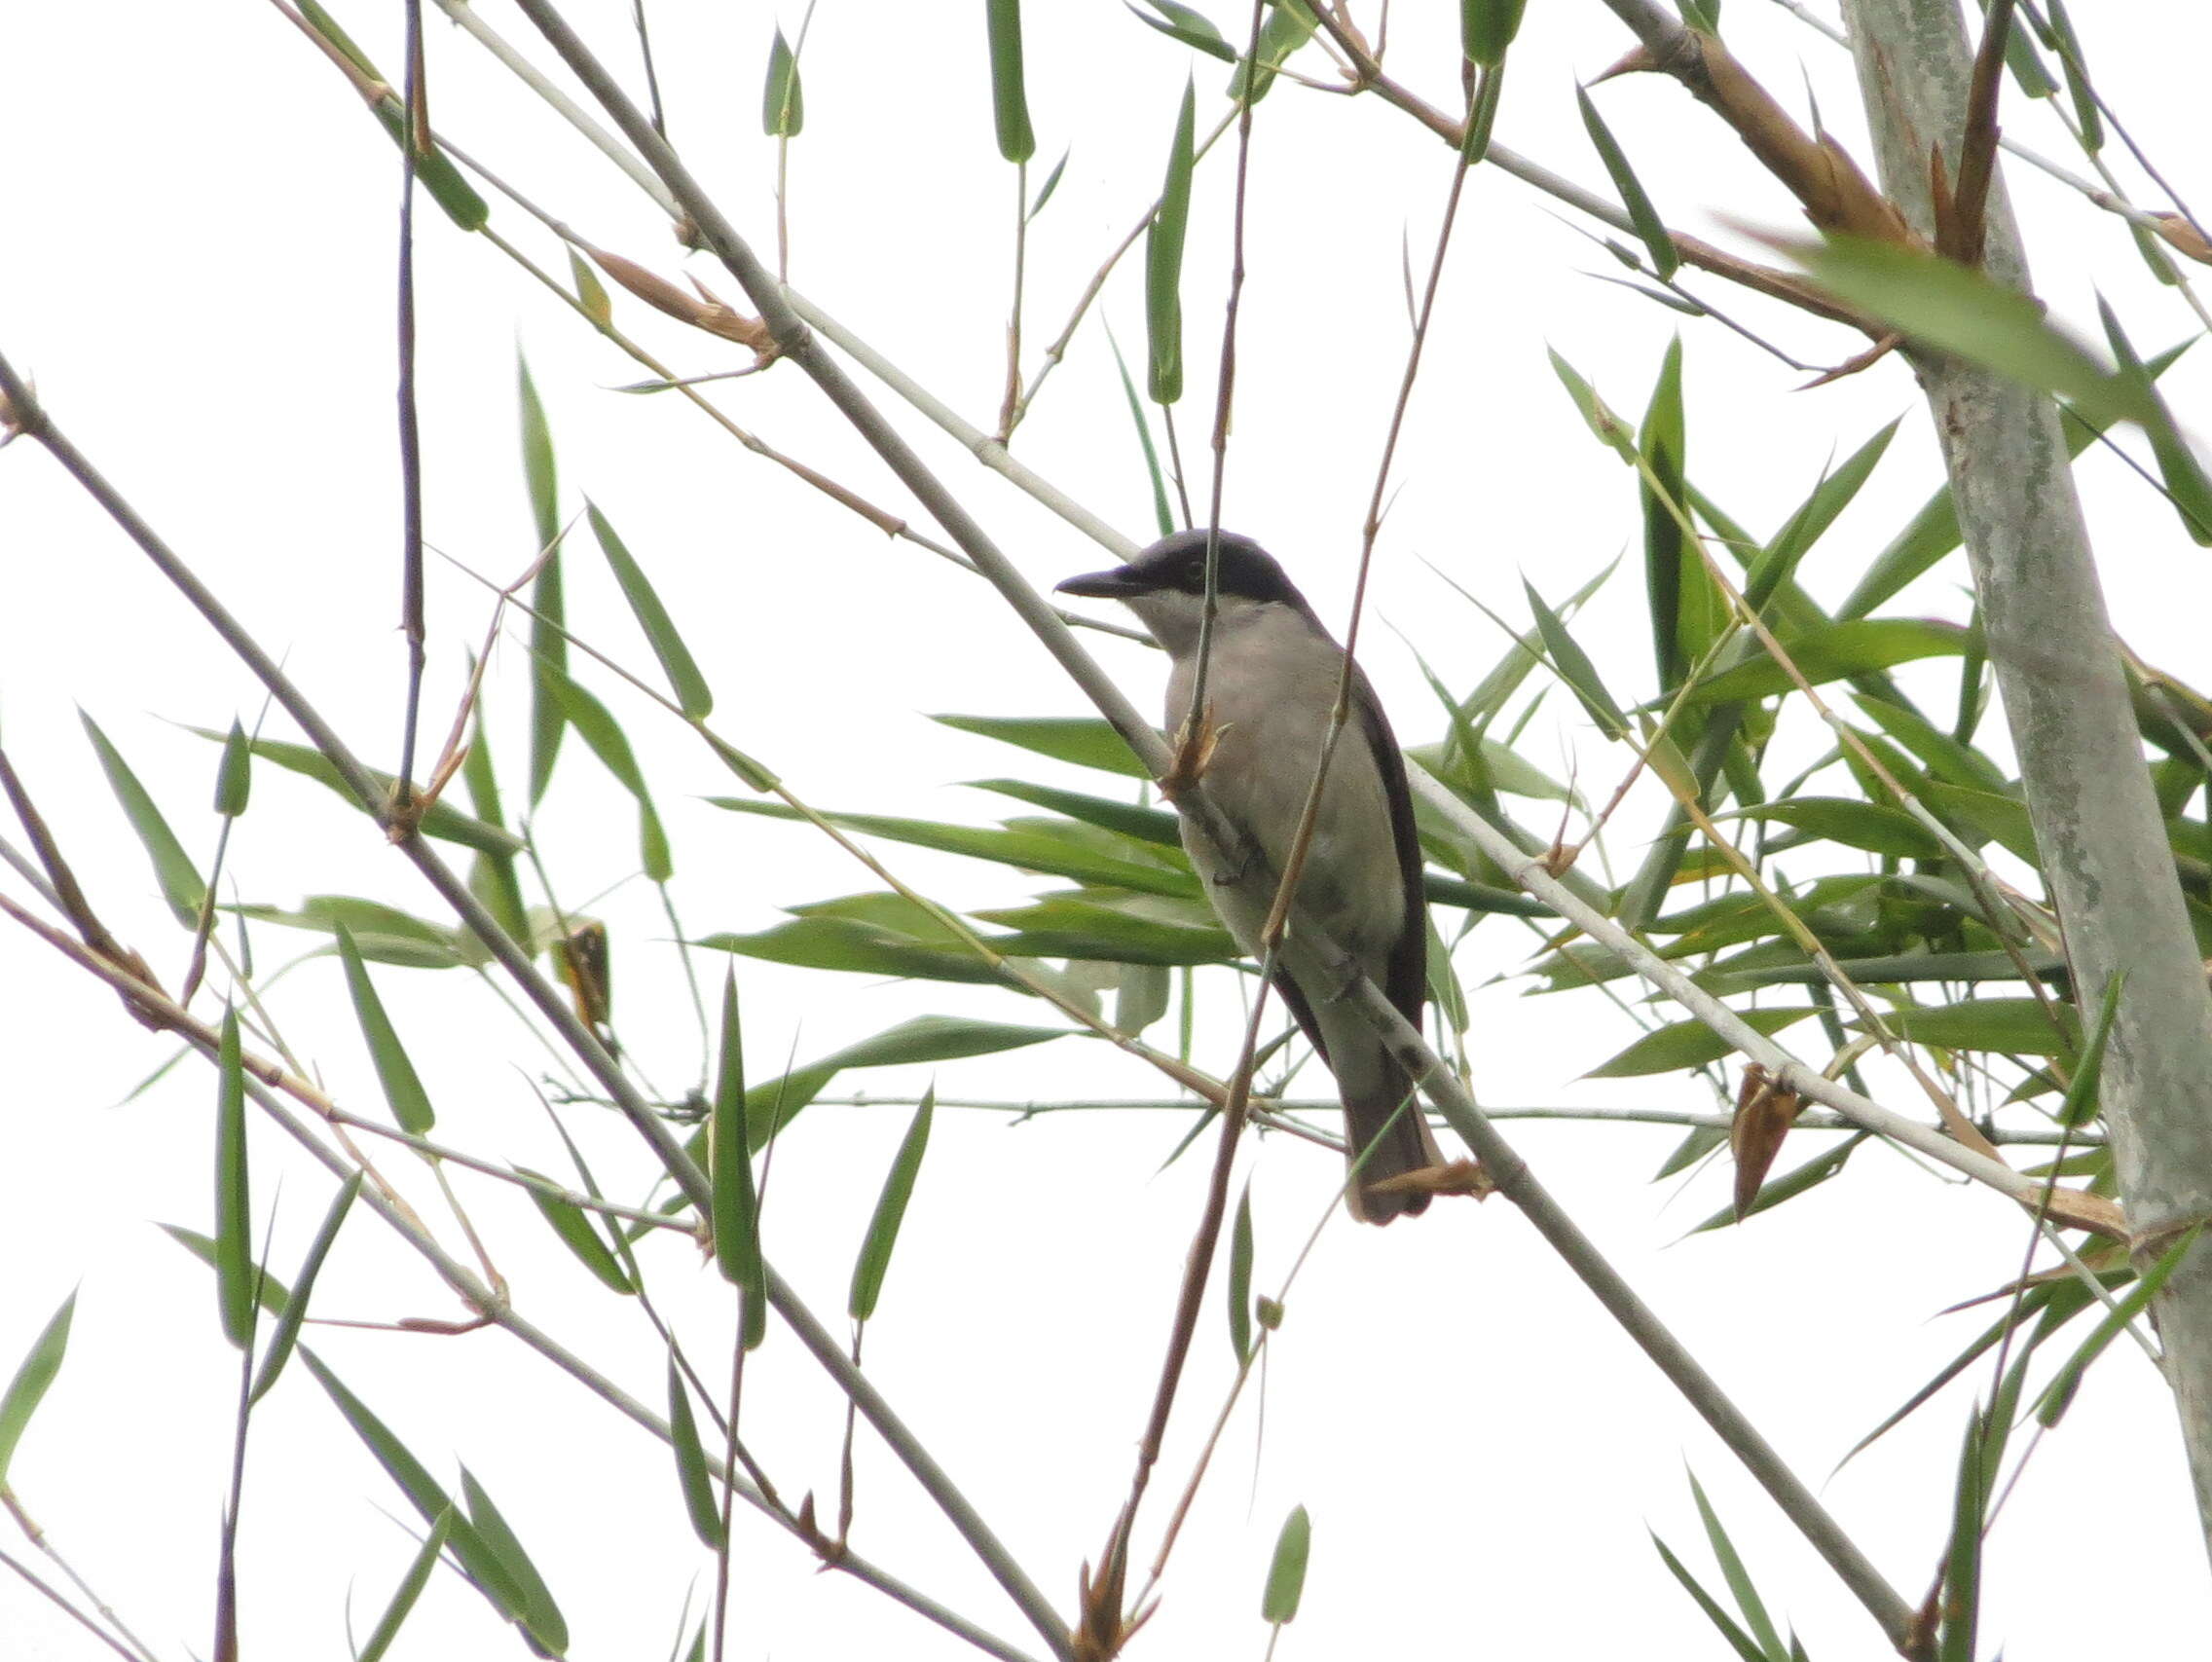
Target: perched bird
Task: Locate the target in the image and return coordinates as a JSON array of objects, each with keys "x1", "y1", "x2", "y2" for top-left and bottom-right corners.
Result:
[{"x1": 1057, "y1": 531, "x2": 1442, "y2": 1222}]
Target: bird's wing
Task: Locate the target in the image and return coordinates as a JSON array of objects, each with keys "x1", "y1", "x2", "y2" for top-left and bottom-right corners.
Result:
[{"x1": 1349, "y1": 660, "x2": 1429, "y2": 1024}]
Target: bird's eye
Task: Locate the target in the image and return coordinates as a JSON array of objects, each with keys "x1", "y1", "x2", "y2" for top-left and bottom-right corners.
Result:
[{"x1": 1185, "y1": 559, "x2": 1207, "y2": 586}]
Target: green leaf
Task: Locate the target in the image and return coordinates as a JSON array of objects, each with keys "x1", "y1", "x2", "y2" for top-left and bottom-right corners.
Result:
[
  {"x1": 1744, "y1": 420, "x2": 1899, "y2": 613},
  {"x1": 1721, "y1": 798, "x2": 1944, "y2": 861},
  {"x1": 82, "y1": 712, "x2": 204, "y2": 923},
  {"x1": 335, "y1": 923, "x2": 437, "y2": 1134},
  {"x1": 1850, "y1": 694, "x2": 2009, "y2": 793},
  {"x1": 2035, "y1": 1225, "x2": 2202, "y2": 1425},
  {"x1": 2059, "y1": 972, "x2": 2124, "y2": 1127},
  {"x1": 709, "y1": 972, "x2": 765, "y2": 1346},
  {"x1": 985, "y1": 0, "x2": 1036, "y2": 163},
  {"x1": 460, "y1": 1467, "x2": 570, "y2": 1654},
  {"x1": 1586, "y1": 1007, "x2": 1817, "y2": 1078},
  {"x1": 215, "y1": 1008, "x2": 254, "y2": 1349},
  {"x1": 816, "y1": 1015, "x2": 1069, "y2": 1073},
  {"x1": 520, "y1": 358, "x2": 568, "y2": 808},
  {"x1": 1128, "y1": 0, "x2": 1237, "y2": 61},
  {"x1": 0, "y1": 1292, "x2": 75, "y2": 1485},
  {"x1": 711, "y1": 797, "x2": 1198, "y2": 897},
  {"x1": 851, "y1": 1089, "x2": 935, "y2": 1321},
  {"x1": 162, "y1": 1225, "x2": 291, "y2": 1314},
  {"x1": 935, "y1": 713, "x2": 1150, "y2": 777},
  {"x1": 968, "y1": 779, "x2": 1182, "y2": 846},
  {"x1": 1549, "y1": 349, "x2": 1640, "y2": 461},
  {"x1": 1677, "y1": 620, "x2": 1971, "y2": 705},
  {"x1": 2097, "y1": 297, "x2": 2212, "y2": 545},
  {"x1": 568, "y1": 249, "x2": 612, "y2": 329},
  {"x1": 1231, "y1": 0, "x2": 1318, "y2": 104},
  {"x1": 518, "y1": 1167, "x2": 634, "y2": 1294},
  {"x1": 1918, "y1": 779, "x2": 2039, "y2": 864},
  {"x1": 2044, "y1": 0, "x2": 2100, "y2": 149},
  {"x1": 1691, "y1": 1133, "x2": 1862, "y2": 1232},
  {"x1": 588, "y1": 504, "x2": 714, "y2": 719},
  {"x1": 1462, "y1": 0, "x2": 1529, "y2": 65},
  {"x1": 363, "y1": 102, "x2": 490, "y2": 232},
  {"x1": 188, "y1": 727, "x2": 524, "y2": 856},
  {"x1": 971, "y1": 896, "x2": 1235, "y2": 965},
  {"x1": 667, "y1": 1360, "x2": 725, "y2": 1549},
  {"x1": 762, "y1": 27, "x2": 804, "y2": 136},
  {"x1": 1107, "y1": 326, "x2": 1177, "y2": 537},
  {"x1": 1027, "y1": 147, "x2": 1071, "y2": 220},
  {"x1": 1688, "y1": 1472, "x2": 1788, "y2": 1662},
  {"x1": 356, "y1": 1510, "x2": 454, "y2": 1662},
  {"x1": 1641, "y1": 338, "x2": 1706, "y2": 688},
  {"x1": 1652, "y1": 1533, "x2": 1772, "y2": 1662},
  {"x1": 1576, "y1": 86, "x2": 1678, "y2": 279},
  {"x1": 549, "y1": 678, "x2": 672, "y2": 882},
  {"x1": 1261, "y1": 1503, "x2": 1311, "y2": 1624},
  {"x1": 701, "y1": 916, "x2": 1006, "y2": 986},
  {"x1": 1792, "y1": 238, "x2": 2149, "y2": 426},
  {"x1": 1228, "y1": 1181, "x2": 1254, "y2": 1364},
  {"x1": 1524, "y1": 580, "x2": 1628, "y2": 739},
  {"x1": 215, "y1": 720, "x2": 253, "y2": 817},
  {"x1": 250, "y1": 1172, "x2": 361, "y2": 1406},
  {"x1": 1147, "y1": 78, "x2": 1196, "y2": 405},
  {"x1": 232, "y1": 895, "x2": 475, "y2": 970},
  {"x1": 1868, "y1": 997, "x2": 2077, "y2": 1057}
]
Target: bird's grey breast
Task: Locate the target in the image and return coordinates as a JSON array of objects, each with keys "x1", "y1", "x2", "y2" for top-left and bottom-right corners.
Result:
[{"x1": 1162, "y1": 604, "x2": 1406, "y2": 968}]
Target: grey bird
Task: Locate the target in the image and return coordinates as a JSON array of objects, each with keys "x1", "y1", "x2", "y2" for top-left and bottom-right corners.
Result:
[{"x1": 1057, "y1": 530, "x2": 1443, "y2": 1223}]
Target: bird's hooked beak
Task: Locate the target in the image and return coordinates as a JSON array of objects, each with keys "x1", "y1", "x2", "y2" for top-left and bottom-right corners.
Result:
[{"x1": 1054, "y1": 565, "x2": 1149, "y2": 599}]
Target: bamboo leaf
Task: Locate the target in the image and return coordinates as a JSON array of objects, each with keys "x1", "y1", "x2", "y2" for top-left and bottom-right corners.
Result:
[
  {"x1": 2059, "y1": 972, "x2": 2124, "y2": 1127},
  {"x1": 1228, "y1": 1181, "x2": 1254, "y2": 1364},
  {"x1": 1027, "y1": 147, "x2": 1071, "y2": 220},
  {"x1": 1721, "y1": 798, "x2": 1944, "y2": 860},
  {"x1": 187, "y1": 727, "x2": 523, "y2": 856},
  {"x1": 0, "y1": 1293, "x2": 75, "y2": 1485},
  {"x1": 2044, "y1": 0, "x2": 2100, "y2": 149},
  {"x1": 1106, "y1": 327, "x2": 1177, "y2": 537},
  {"x1": 1744, "y1": 420, "x2": 1899, "y2": 612},
  {"x1": 249, "y1": 1172, "x2": 362, "y2": 1406},
  {"x1": 519, "y1": 358, "x2": 568, "y2": 807},
  {"x1": 518, "y1": 1167, "x2": 634, "y2": 1294},
  {"x1": 588, "y1": 504, "x2": 714, "y2": 719},
  {"x1": 355, "y1": 1510, "x2": 454, "y2": 1662},
  {"x1": 1918, "y1": 778, "x2": 2039, "y2": 864},
  {"x1": 162, "y1": 1226, "x2": 291, "y2": 1315},
  {"x1": 1462, "y1": 0, "x2": 1528, "y2": 65},
  {"x1": 1586, "y1": 1007, "x2": 1817, "y2": 1078},
  {"x1": 935, "y1": 713, "x2": 1149, "y2": 777},
  {"x1": 967, "y1": 779, "x2": 1182, "y2": 846},
  {"x1": 971, "y1": 896, "x2": 1236, "y2": 965},
  {"x1": 1524, "y1": 580, "x2": 1629, "y2": 739},
  {"x1": 2034, "y1": 1226, "x2": 2201, "y2": 1426},
  {"x1": 1641, "y1": 338, "x2": 1706, "y2": 688},
  {"x1": 214, "y1": 720, "x2": 253, "y2": 817},
  {"x1": 701, "y1": 916, "x2": 1009, "y2": 985},
  {"x1": 1261, "y1": 1503, "x2": 1311, "y2": 1624},
  {"x1": 667, "y1": 1360, "x2": 725, "y2": 1549},
  {"x1": 711, "y1": 971, "x2": 765, "y2": 1348},
  {"x1": 1692, "y1": 1134, "x2": 1862, "y2": 1231},
  {"x1": 460, "y1": 1467, "x2": 570, "y2": 1653},
  {"x1": 1868, "y1": 997, "x2": 2077, "y2": 1058},
  {"x1": 1792, "y1": 238, "x2": 2149, "y2": 425},
  {"x1": 2096, "y1": 297, "x2": 2212, "y2": 545},
  {"x1": 335, "y1": 923, "x2": 437, "y2": 1134},
  {"x1": 568, "y1": 249, "x2": 612, "y2": 329},
  {"x1": 762, "y1": 28, "x2": 804, "y2": 136},
  {"x1": 215, "y1": 1008, "x2": 254, "y2": 1349},
  {"x1": 985, "y1": 0, "x2": 1037, "y2": 163},
  {"x1": 1147, "y1": 79, "x2": 1197, "y2": 405},
  {"x1": 549, "y1": 677, "x2": 672, "y2": 882},
  {"x1": 1127, "y1": 0, "x2": 1237, "y2": 61},
  {"x1": 1688, "y1": 1472, "x2": 1788, "y2": 1662},
  {"x1": 1652, "y1": 1533, "x2": 1772, "y2": 1662},
  {"x1": 1231, "y1": 0, "x2": 1317, "y2": 104},
  {"x1": 851, "y1": 1089, "x2": 935, "y2": 1321},
  {"x1": 81, "y1": 712, "x2": 204, "y2": 923},
  {"x1": 1677, "y1": 620, "x2": 1971, "y2": 706},
  {"x1": 1577, "y1": 87, "x2": 1678, "y2": 278}
]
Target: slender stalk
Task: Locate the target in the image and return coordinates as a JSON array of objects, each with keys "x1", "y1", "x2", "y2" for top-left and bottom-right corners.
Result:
[{"x1": 394, "y1": 0, "x2": 427, "y2": 801}]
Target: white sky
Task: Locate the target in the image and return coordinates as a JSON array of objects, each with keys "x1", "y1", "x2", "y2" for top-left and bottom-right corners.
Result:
[{"x1": 4, "y1": 2, "x2": 2210, "y2": 1659}]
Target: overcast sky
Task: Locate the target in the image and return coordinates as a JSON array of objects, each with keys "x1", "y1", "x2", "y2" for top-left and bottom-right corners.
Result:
[{"x1": 4, "y1": 3, "x2": 2210, "y2": 1658}]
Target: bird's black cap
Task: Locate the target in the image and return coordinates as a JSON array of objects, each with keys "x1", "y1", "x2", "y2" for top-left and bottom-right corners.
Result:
[{"x1": 1055, "y1": 530, "x2": 1307, "y2": 609}]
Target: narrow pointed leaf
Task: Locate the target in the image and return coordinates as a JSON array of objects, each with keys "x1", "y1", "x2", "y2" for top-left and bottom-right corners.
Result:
[
  {"x1": 187, "y1": 727, "x2": 523, "y2": 856},
  {"x1": 0, "y1": 1293, "x2": 75, "y2": 1484},
  {"x1": 2096, "y1": 297, "x2": 2212, "y2": 545},
  {"x1": 667, "y1": 1361, "x2": 725, "y2": 1549},
  {"x1": 1744, "y1": 421, "x2": 1899, "y2": 612},
  {"x1": 518, "y1": 1168, "x2": 634, "y2": 1294},
  {"x1": 1228, "y1": 1181, "x2": 1254, "y2": 1364},
  {"x1": 589, "y1": 504, "x2": 714, "y2": 718},
  {"x1": 1261, "y1": 1504, "x2": 1311, "y2": 1624},
  {"x1": 1232, "y1": 0, "x2": 1317, "y2": 103},
  {"x1": 2059, "y1": 972, "x2": 2124, "y2": 1127},
  {"x1": 2035, "y1": 1225, "x2": 2202, "y2": 1425},
  {"x1": 568, "y1": 249, "x2": 612, "y2": 329},
  {"x1": 216, "y1": 1009, "x2": 254, "y2": 1349},
  {"x1": 356, "y1": 1510, "x2": 455, "y2": 1662},
  {"x1": 461, "y1": 1467, "x2": 569, "y2": 1653},
  {"x1": 1722, "y1": 798, "x2": 1944, "y2": 860},
  {"x1": 1128, "y1": 0, "x2": 1237, "y2": 61},
  {"x1": 711, "y1": 972, "x2": 765, "y2": 1348},
  {"x1": 1146, "y1": 79, "x2": 1196, "y2": 404},
  {"x1": 335, "y1": 923, "x2": 436, "y2": 1134},
  {"x1": 519, "y1": 359, "x2": 568, "y2": 807},
  {"x1": 215, "y1": 720, "x2": 253, "y2": 817},
  {"x1": 985, "y1": 0, "x2": 1036, "y2": 163},
  {"x1": 1677, "y1": 620, "x2": 1970, "y2": 705},
  {"x1": 851, "y1": 1089, "x2": 935, "y2": 1321},
  {"x1": 1106, "y1": 327, "x2": 1177, "y2": 536},
  {"x1": 1868, "y1": 998, "x2": 2076, "y2": 1057},
  {"x1": 1586, "y1": 1007, "x2": 1817, "y2": 1078},
  {"x1": 549, "y1": 678, "x2": 672, "y2": 881},
  {"x1": 762, "y1": 28, "x2": 804, "y2": 136},
  {"x1": 1027, "y1": 147, "x2": 1071, "y2": 220},
  {"x1": 1651, "y1": 1533, "x2": 1771, "y2": 1662},
  {"x1": 1577, "y1": 86, "x2": 1678, "y2": 278},
  {"x1": 935, "y1": 713, "x2": 1149, "y2": 777},
  {"x1": 1688, "y1": 1472, "x2": 1787, "y2": 1661},
  {"x1": 1524, "y1": 580, "x2": 1628, "y2": 739},
  {"x1": 250, "y1": 1171, "x2": 362, "y2": 1405},
  {"x1": 1462, "y1": 0, "x2": 1529, "y2": 65},
  {"x1": 82, "y1": 712, "x2": 204, "y2": 923}
]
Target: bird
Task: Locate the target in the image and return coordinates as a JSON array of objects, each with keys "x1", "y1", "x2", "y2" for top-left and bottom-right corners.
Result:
[{"x1": 1056, "y1": 530, "x2": 1443, "y2": 1223}]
